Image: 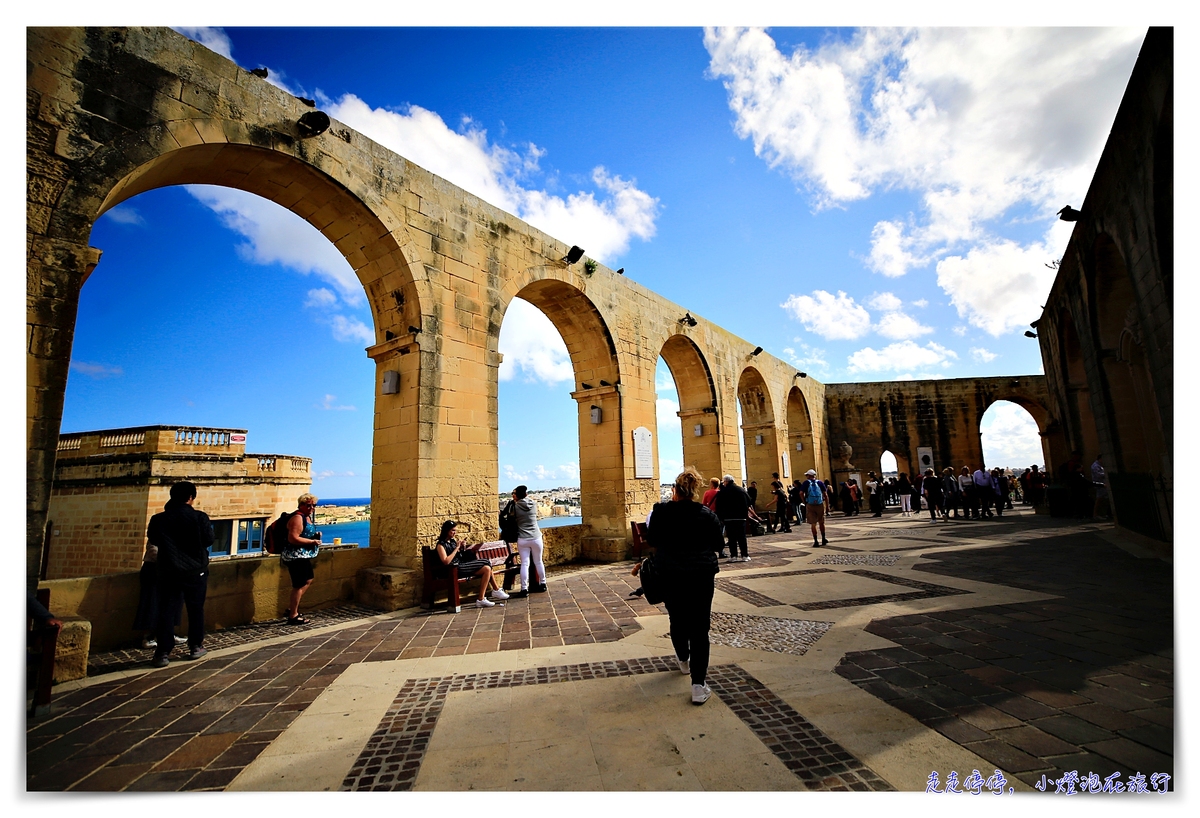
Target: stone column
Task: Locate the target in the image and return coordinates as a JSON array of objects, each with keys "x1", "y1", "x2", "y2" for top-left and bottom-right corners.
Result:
[{"x1": 27, "y1": 238, "x2": 101, "y2": 593}]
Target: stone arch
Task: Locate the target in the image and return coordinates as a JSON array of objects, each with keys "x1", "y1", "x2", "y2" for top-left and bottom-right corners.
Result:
[
  {"x1": 785, "y1": 386, "x2": 816, "y2": 478},
  {"x1": 1093, "y1": 232, "x2": 1164, "y2": 474},
  {"x1": 977, "y1": 392, "x2": 1053, "y2": 473},
  {"x1": 737, "y1": 366, "x2": 778, "y2": 503},
  {"x1": 659, "y1": 334, "x2": 721, "y2": 483},
  {"x1": 493, "y1": 272, "x2": 627, "y2": 545},
  {"x1": 1056, "y1": 309, "x2": 1100, "y2": 464}
]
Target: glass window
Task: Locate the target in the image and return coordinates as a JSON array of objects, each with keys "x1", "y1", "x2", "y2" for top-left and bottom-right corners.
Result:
[
  {"x1": 209, "y1": 520, "x2": 233, "y2": 556},
  {"x1": 237, "y1": 519, "x2": 264, "y2": 554}
]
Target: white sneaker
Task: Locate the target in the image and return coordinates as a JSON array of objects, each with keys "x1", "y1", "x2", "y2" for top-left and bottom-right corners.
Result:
[
  {"x1": 141, "y1": 637, "x2": 157, "y2": 649},
  {"x1": 742, "y1": 556, "x2": 752, "y2": 562},
  {"x1": 490, "y1": 589, "x2": 510, "y2": 600},
  {"x1": 173, "y1": 635, "x2": 187, "y2": 645},
  {"x1": 678, "y1": 657, "x2": 690, "y2": 676},
  {"x1": 691, "y1": 683, "x2": 712, "y2": 705},
  {"x1": 475, "y1": 597, "x2": 496, "y2": 608}
]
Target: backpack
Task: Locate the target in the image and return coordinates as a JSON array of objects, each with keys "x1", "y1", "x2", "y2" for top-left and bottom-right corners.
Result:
[
  {"x1": 805, "y1": 479, "x2": 824, "y2": 505},
  {"x1": 264, "y1": 511, "x2": 293, "y2": 555},
  {"x1": 499, "y1": 500, "x2": 518, "y2": 543}
]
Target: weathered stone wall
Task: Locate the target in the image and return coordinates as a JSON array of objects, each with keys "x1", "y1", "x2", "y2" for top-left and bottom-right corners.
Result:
[
  {"x1": 39, "y1": 545, "x2": 382, "y2": 651},
  {"x1": 824, "y1": 376, "x2": 1052, "y2": 479},
  {"x1": 1036, "y1": 28, "x2": 1172, "y2": 546}
]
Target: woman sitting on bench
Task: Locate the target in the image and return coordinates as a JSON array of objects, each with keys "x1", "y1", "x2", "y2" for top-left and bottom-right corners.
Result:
[{"x1": 432, "y1": 520, "x2": 510, "y2": 608}]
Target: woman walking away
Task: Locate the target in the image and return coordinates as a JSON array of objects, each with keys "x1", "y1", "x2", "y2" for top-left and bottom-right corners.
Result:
[
  {"x1": 431, "y1": 520, "x2": 508, "y2": 608},
  {"x1": 646, "y1": 469, "x2": 724, "y2": 705},
  {"x1": 897, "y1": 473, "x2": 913, "y2": 516},
  {"x1": 511, "y1": 485, "x2": 547, "y2": 597},
  {"x1": 922, "y1": 468, "x2": 947, "y2": 522}
]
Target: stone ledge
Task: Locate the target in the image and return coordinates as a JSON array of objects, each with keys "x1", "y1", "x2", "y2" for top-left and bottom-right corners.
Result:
[{"x1": 355, "y1": 565, "x2": 421, "y2": 612}]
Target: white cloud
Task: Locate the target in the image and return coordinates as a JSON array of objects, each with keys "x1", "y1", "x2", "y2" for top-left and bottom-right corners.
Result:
[
  {"x1": 894, "y1": 373, "x2": 946, "y2": 381},
  {"x1": 971, "y1": 347, "x2": 999, "y2": 363},
  {"x1": 655, "y1": 367, "x2": 677, "y2": 394},
  {"x1": 657, "y1": 397, "x2": 681, "y2": 434},
  {"x1": 315, "y1": 469, "x2": 356, "y2": 480},
  {"x1": 705, "y1": 24, "x2": 1143, "y2": 309},
  {"x1": 874, "y1": 310, "x2": 933, "y2": 340},
  {"x1": 305, "y1": 288, "x2": 338, "y2": 308},
  {"x1": 912, "y1": 299, "x2": 928, "y2": 309},
  {"x1": 952, "y1": 325, "x2": 969, "y2": 337},
  {"x1": 783, "y1": 343, "x2": 829, "y2": 374},
  {"x1": 502, "y1": 462, "x2": 579, "y2": 483},
  {"x1": 781, "y1": 290, "x2": 870, "y2": 340},
  {"x1": 327, "y1": 315, "x2": 375, "y2": 345},
  {"x1": 171, "y1": 27, "x2": 233, "y2": 59},
  {"x1": 187, "y1": 186, "x2": 363, "y2": 305},
  {"x1": 326, "y1": 96, "x2": 659, "y2": 262},
  {"x1": 317, "y1": 394, "x2": 356, "y2": 411},
  {"x1": 848, "y1": 340, "x2": 958, "y2": 373},
  {"x1": 102, "y1": 205, "x2": 144, "y2": 226},
  {"x1": 936, "y1": 239, "x2": 1059, "y2": 336},
  {"x1": 70, "y1": 360, "x2": 123, "y2": 379},
  {"x1": 498, "y1": 297, "x2": 573, "y2": 384},
  {"x1": 981, "y1": 401, "x2": 1044, "y2": 469},
  {"x1": 867, "y1": 292, "x2": 902, "y2": 312}
]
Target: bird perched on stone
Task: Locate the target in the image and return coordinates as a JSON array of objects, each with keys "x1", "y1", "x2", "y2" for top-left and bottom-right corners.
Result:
[{"x1": 250, "y1": 67, "x2": 268, "y2": 78}]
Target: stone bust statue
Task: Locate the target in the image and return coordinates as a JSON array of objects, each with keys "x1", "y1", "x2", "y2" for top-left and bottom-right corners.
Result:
[{"x1": 838, "y1": 440, "x2": 854, "y2": 469}]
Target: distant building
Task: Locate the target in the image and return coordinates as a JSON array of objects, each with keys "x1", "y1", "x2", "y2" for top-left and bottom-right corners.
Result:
[{"x1": 45, "y1": 426, "x2": 311, "y2": 579}]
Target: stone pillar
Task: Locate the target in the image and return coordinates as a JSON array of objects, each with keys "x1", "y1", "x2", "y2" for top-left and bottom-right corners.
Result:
[{"x1": 27, "y1": 238, "x2": 100, "y2": 594}]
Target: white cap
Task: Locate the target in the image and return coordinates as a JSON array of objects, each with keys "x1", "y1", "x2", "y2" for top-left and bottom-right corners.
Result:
[{"x1": 805, "y1": 469, "x2": 817, "y2": 476}]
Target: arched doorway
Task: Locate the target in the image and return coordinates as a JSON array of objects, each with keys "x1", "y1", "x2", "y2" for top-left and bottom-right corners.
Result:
[
  {"x1": 737, "y1": 367, "x2": 777, "y2": 508},
  {"x1": 980, "y1": 401, "x2": 1045, "y2": 472},
  {"x1": 658, "y1": 335, "x2": 721, "y2": 485}
]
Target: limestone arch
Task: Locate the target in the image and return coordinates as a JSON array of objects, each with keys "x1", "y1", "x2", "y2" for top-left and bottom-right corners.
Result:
[
  {"x1": 493, "y1": 272, "x2": 625, "y2": 540},
  {"x1": 658, "y1": 334, "x2": 721, "y2": 483},
  {"x1": 785, "y1": 386, "x2": 816, "y2": 478},
  {"x1": 54, "y1": 139, "x2": 428, "y2": 561},
  {"x1": 736, "y1": 366, "x2": 778, "y2": 504},
  {"x1": 1093, "y1": 233, "x2": 1166, "y2": 474},
  {"x1": 976, "y1": 392, "x2": 1053, "y2": 473}
]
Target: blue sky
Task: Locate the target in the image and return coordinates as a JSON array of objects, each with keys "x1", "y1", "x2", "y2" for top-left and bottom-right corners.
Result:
[{"x1": 60, "y1": 25, "x2": 1147, "y2": 496}]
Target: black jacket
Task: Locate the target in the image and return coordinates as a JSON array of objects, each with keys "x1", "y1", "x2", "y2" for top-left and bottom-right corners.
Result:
[
  {"x1": 713, "y1": 482, "x2": 751, "y2": 521},
  {"x1": 647, "y1": 500, "x2": 723, "y2": 577},
  {"x1": 147, "y1": 499, "x2": 214, "y2": 577}
]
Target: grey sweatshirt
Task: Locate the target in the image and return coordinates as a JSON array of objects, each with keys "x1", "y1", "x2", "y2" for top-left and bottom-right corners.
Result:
[{"x1": 514, "y1": 497, "x2": 541, "y2": 539}]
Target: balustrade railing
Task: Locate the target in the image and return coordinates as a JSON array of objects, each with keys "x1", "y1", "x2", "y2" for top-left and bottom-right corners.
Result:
[
  {"x1": 56, "y1": 437, "x2": 82, "y2": 452},
  {"x1": 175, "y1": 428, "x2": 231, "y2": 447},
  {"x1": 100, "y1": 431, "x2": 145, "y2": 448}
]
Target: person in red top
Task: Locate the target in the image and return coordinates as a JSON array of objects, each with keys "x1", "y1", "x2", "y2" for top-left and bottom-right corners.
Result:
[{"x1": 702, "y1": 478, "x2": 720, "y2": 511}]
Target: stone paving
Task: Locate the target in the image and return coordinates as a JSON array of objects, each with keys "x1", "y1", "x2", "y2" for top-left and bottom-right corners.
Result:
[{"x1": 25, "y1": 510, "x2": 1174, "y2": 793}]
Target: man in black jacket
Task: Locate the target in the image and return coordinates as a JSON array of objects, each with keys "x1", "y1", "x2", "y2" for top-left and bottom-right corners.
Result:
[
  {"x1": 148, "y1": 481, "x2": 214, "y2": 667},
  {"x1": 714, "y1": 475, "x2": 752, "y2": 563}
]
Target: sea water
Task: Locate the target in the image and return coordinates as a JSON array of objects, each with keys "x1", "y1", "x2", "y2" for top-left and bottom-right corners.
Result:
[{"x1": 314, "y1": 515, "x2": 584, "y2": 547}]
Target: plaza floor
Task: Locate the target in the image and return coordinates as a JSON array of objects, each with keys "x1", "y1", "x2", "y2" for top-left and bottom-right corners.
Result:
[{"x1": 25, "y1": 507, "x2": 1173, "y2": 793}]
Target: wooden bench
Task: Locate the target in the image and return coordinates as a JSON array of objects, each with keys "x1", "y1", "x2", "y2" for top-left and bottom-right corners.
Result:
[
  {"x1": 422, "y1": 541, "x2": 520, "y2": 613},
  {"x1": 630, "y1": 521, "x2": 651, "y2": 559}
]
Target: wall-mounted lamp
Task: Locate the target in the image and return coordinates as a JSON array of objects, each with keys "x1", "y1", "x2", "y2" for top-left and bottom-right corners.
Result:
[
  {"x1": 250, "y1": 67, "x2": 269, "y2": 78},
  {"x1": 381, "y1": 370, "x2": 400, "y2": 394},
  {"x1": 680, "y1": 312, "x2": 698, "y2": 327},
  {"x1": 1029, "y1": 320, "x2": 1039, "y2": 328},
  {"x1": 795, "y1": 442, "x2": 804, "y2": 451},
  {"x1": 616, "y1": 268, "x2": 625, "y2": 275},
  {"x1": 1024, "y1": 331, "x2": 1038, "y2": 339},
  {"x1": 795, "y1": 372, "x2": 807, "y2": 379},
  {"x1": 755, "y1": 434, "x2": 763, "y2": 446},
  {"x1": 751, "y1": 347, "x2": 763, "y2": 356},
  {"x1": 297, "y1": 110, "x2": 330, "y2": 138},
  {"x1": 590, "y1": 405, "x2": 602, "y2": 424},
  {"x1": 702, "y1": 406, "x2": 717, "y2": 414},
  {"x1": 562, "y1": 245, "x2": 585, "y2": 265},
  {"x1": 694, "y1": 424, "x2": 703, "y2": 437},
  {"x1": 1057, "y1": 205, "x2": 1082, "y2": 222}
]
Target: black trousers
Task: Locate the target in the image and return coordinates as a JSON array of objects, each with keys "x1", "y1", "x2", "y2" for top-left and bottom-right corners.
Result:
[
  {"x1": 664, "y1": 572, "x2": 715, "y2": 686},
  {"x1": 156, "y1": 571, "x2": 207, "y2": 656},
  {"x1": 723, "y1": 520, "x2": 747, "y2": 558}
]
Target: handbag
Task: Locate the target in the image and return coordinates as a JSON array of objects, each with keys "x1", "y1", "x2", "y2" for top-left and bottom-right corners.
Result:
[{"x1": 638, "y1": 555, "x2": 665, "y2": 605}]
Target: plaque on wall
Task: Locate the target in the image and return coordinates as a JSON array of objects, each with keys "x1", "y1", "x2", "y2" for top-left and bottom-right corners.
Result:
[
  {"x1": 781, "y1": 450, "x2": 790, "y2": 479},
  {"x1": 917, "y1": 446, "x2": 934, "y2": 472},
  {"x1": 633, "y1": 426, "x2": 654, "y2": 479}
]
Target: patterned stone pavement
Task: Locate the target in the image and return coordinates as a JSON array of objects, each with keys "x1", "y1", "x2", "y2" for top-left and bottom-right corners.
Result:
[
  {"x1": 835, "y1": 532, "x2": 1173, "y2": 790},
  {"x1": 25, "y1": 513, "x2": 1174, "y2": 792}
]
